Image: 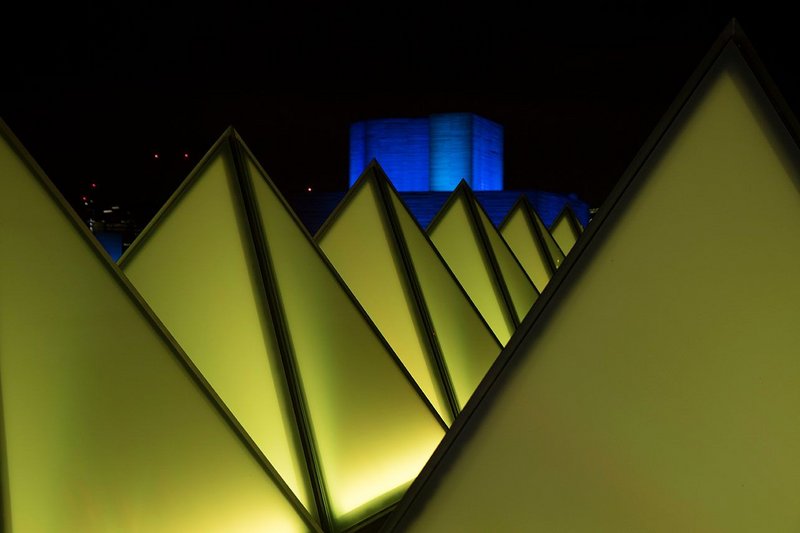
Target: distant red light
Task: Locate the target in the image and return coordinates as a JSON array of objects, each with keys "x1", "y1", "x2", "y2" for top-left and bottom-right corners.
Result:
[
  {"x1": 154, "y1": 153, "x2": 160, "y2": 159},
  {"x1": 81, "y1": 196, "x2": 88, "y2": 201},
  {"x1": 183, "y1": 152, "x2": 189, "y2": 159},
  {"x1": 307, "y1": 187, "x2": 312, "y2": 192},
  {"x1": 90, "y1": 183, "x2": 97, "y2": 188}
]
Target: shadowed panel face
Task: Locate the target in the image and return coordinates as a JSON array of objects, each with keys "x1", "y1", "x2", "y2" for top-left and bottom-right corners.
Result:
[
  {"x1": 0, "y1": 131, "x2": 309, "y2": 532},
  {"x1": 388, "y1": 186, "x2": 503, "y2": 408},
  {"x1": 401, "y1": 44, "x2": 800, "y2": 532},
  {"x1": 121, "y1": 149, "x2": 312, "y2": 513},
  {"x1": 317, "y1": 176, "x2": 451, "y2": 424},
  {"x1": 248, "y1": 157, "x2": 445, "y2": 530},
  {"x1": 429, "y1": 193, "x2": 515, "y2": 344}
]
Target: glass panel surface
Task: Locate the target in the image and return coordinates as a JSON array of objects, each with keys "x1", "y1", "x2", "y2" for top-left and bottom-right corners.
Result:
[
  {"x1": 404, "y1": 44, "x2": 800, "y2": 532},
  {"x1": 248, "y1": 157, "x2": 445, "y2": 530},
  {"x1": 501, "y1": 203, "x2": 555, "y2": 290},
  {"x1": 317, "y1": 177, "x2": 451, "y2": 424},
  {"x1": 0, "y1": 132, "x2": 309, "y2": 532},
  {"x1": 475, "y1": 200, "x2": 538, "y2": 323},
  {"x1": 429, "y1": 193, "x2": 514, "y2": 344},
  {"x1": 550, "y1": 209, "x2": 581, "y2": 256},
  {"x1": 389, "y1": 188, "x2": 502, "y2": 408},
  {"x1": 122, "y1": 150, "x2": 312, "y2": 512}
]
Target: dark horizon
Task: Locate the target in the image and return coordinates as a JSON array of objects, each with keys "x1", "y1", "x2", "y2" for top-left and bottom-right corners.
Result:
[{"x1": 3, "y1": 5, "x2": 798, "y2": 224}]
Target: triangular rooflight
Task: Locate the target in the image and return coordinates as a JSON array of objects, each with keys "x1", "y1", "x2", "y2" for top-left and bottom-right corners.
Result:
[
  {"x1": 317, "y1": 162, "x2": 503, "y2": 422},
  {"x1": 0, "y1": 119, "x2": 317, "y2": 532},
  {"x1": 427, "y1": 181, "x2": 539, "y2": 344},
  {"x1": 548, "y1": 204, "x2": 584, "y2": 256},
  {"x1": 386, "y1": 20, "x2": 800, "y2": 531},
  {"x1": 499, "y1": 195, "x2": 563, "y2": 290},
  {"x1": 122, "y1": 131, "x2": 446, "y2": 531}
]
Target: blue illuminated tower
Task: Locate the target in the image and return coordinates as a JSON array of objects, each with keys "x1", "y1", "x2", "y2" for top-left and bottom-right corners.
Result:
[
  {"x1": 349, "y1": 113, "x2": 503, "y2": 191},
  {"x1": 283, "y1": 112, "x2": 588, "y2": 234}
]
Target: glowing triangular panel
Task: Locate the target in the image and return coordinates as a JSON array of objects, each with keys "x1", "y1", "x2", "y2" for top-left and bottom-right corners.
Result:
[
  {"x1": 428, "y1": 187, "x2": 514, "y2": 344},
  {"x1": 500, "y1": 198, "x2": 561, "y2": 290},
  {"x1": 0, "y1": 125, "x2": 311, "y2": 531},
  {"x1": 472, "y1": 196, "x2": 538, "y2": 322},
  {"x1": 387, "y1": 183, "x2": 503, "y2": 409},
  {"x1": 316, "y1": 174, "x2": 452, "y2": 424},
  {"x1": 389, "y1": 36, "x2": 800, "y2": 531},
  {"x1": 549, "y1": 205, "x2": 583, "y2": 256},
  {"x1": 120, "y1": 144, "x2": 312, "y2": 513},
  {"x1": 245, "y1": 154, "x2": 446, "y2": 529}
]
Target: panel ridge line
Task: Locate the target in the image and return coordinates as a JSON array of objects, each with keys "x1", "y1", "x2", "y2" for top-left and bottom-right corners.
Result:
[
  {"x1": 237, "y1": 143, "x2": 448, "y2": 430},
  {"x1": 380, "y1": 19, "x2": 754, "y2": 532},
  {"x1": 373, "y1": 169, "x2": 460, "y2": 422},
  {"x1": 460, "y1": 184, "x2": 523, "y2": 327},
  {"x1": 118, "y1": 127, "x2": 236, "y2": 267},
  {"x1": 0, "y1": 120, "x2": 321, "y2": 533},
  {"x1": 227, "y1": 136, "x2": 332, "y2": 532},
  {"x1": 389, "y1": 182, "x2": 504, "y2": 350},
  {"x1": 524, "y1": 200, "x2": 560, "y2": 274}
]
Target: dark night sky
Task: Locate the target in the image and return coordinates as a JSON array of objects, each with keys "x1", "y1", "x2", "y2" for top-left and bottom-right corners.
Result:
[{"x1": 2, "y1": 3, "x2": 798, "y2": 223}]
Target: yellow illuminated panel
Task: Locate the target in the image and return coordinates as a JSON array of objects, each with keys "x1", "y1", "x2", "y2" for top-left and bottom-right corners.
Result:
[
  {"x1": 121, "y1": 150, "x2": 312, "y2": 513},
  {"x1": 429, "y1": 193, "x2": 515, "y2": 344},
  {"x1": 500, "y1": 201, "x2": 557, "y2": 289},
  {"x1": 0, "y1": 130, "x2": 310, "y2": 532},
  {"x1": 403, "y1": 44, "x2": 800, "y2": 531},
  {"x1": 474, "y1": 199, "x2": 538, "y2": 323},
  {"x1": 389, "y1": 188, "x2": 503, "y2": 408},
  {"x1": 317, "y1": 177, "x2": 452, "y2": 424},
  {"x1": 550, "y1": 208, "x2": 581, "y2": 256},
  {"x1": 247, "y1": 156, "x2": 445, "y2": 530}
]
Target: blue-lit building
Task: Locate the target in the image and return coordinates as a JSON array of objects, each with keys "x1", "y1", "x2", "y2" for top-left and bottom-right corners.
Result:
[
  {"x1": 349, "y1": 113, "x2": 504, "y2": 191},
  {"x1": 285, "y1": 113, "x2": 590, "y2": 235}
]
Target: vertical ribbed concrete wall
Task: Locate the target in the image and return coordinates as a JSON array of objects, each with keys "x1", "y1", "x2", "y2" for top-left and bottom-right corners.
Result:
[{"x1": 349, "y1": 113, "x2": 503, "y2": 192}]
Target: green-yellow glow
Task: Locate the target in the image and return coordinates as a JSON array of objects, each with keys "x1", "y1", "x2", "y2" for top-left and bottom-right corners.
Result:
[
  {"x1": 474, "y1": 200, "x2": 538, "y2": 322},
  {"x1": 0, "y1": 128, "x2": 309, "y2": 532},
  {"x1": 247, "y1": 156, "x2": 445, "y2": 529},
  {"x1": 550, "y1": 208, "x2": 582, "y2": 256},
  {"x1": 389, "y1": 186, "x2": 503, "y2": 408},
  {"x1": 122, "y1": 149, "x2": 312, "y2": 513},
  {"x1": 429, "y1": 193, "x2": 515, "y2": 344},
  {"x1": 500, "y1": 201, "x2": 557, "y2": 289},
  {"x1": 404, "y1": 44, "x2": 800, "y2": 532},
  {"x1": 317, "y1": 177, "x2": 452, "y2": 424}
]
